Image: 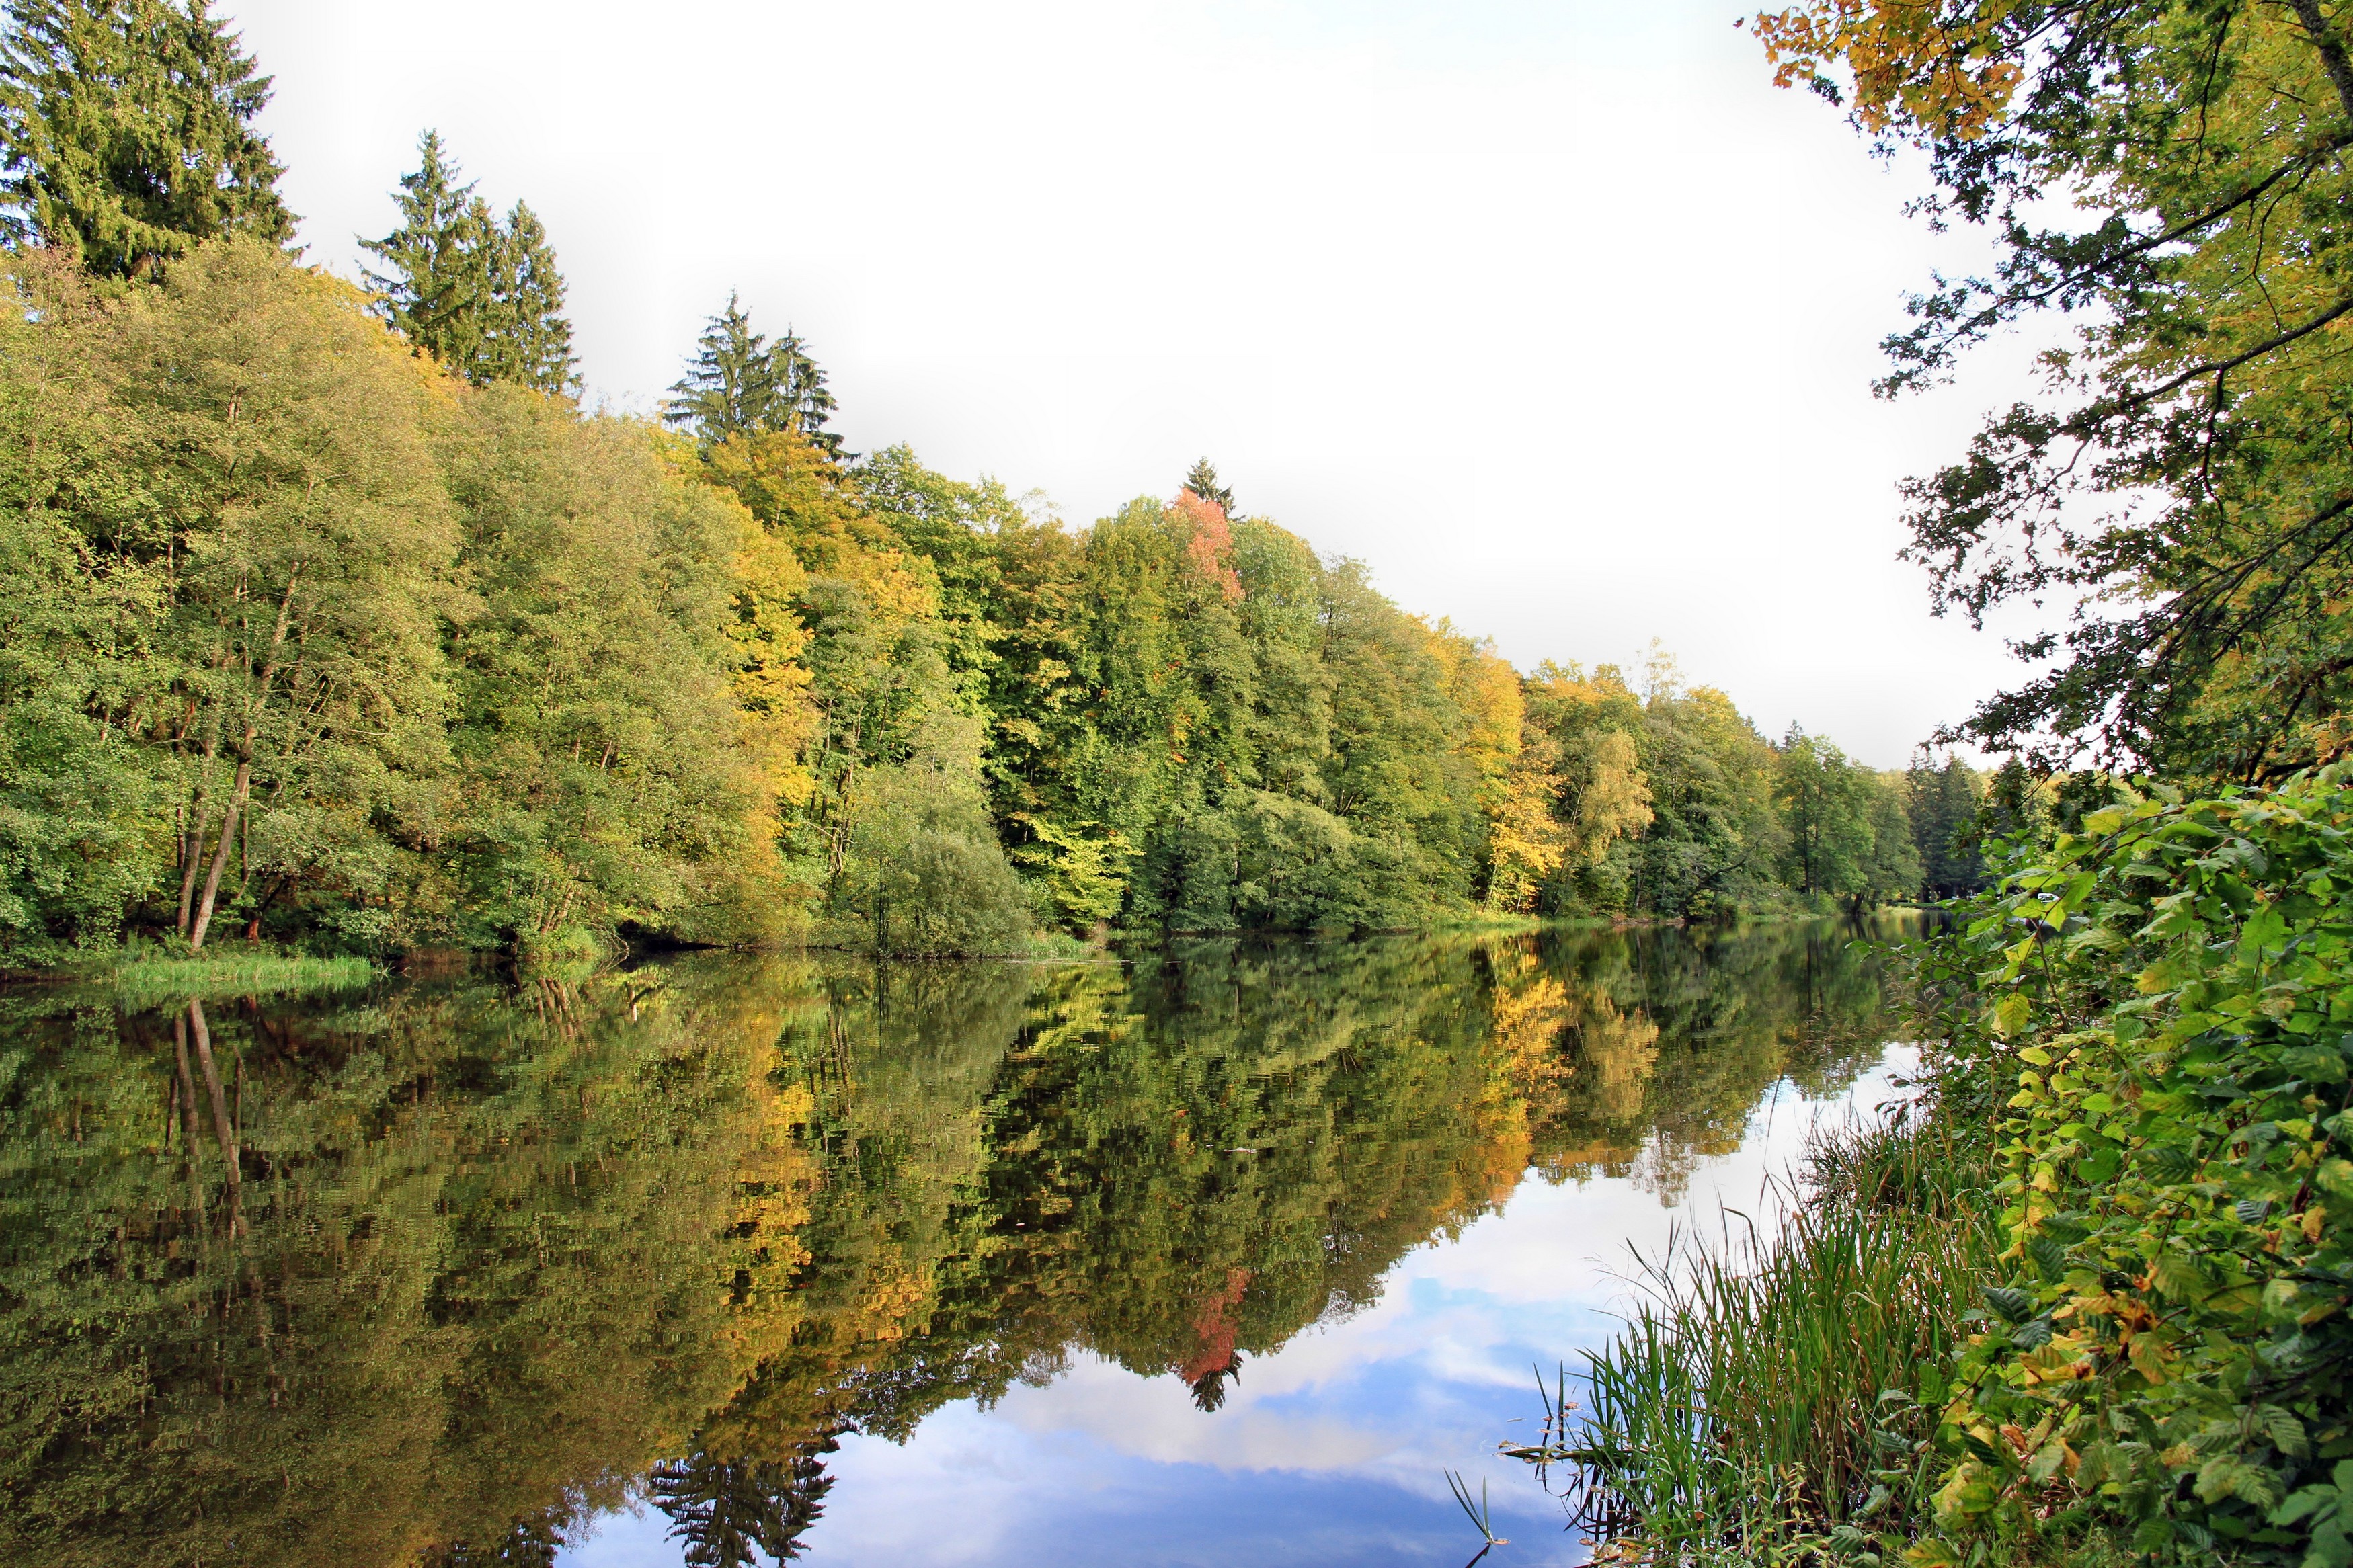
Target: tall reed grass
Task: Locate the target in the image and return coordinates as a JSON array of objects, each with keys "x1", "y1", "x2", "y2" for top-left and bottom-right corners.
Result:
[
  {"x1": 1554, "y1": 1112, "x2": 2001, "y2": 1563},
  {"x1": 104, "y1": 945, "x2": 377, "y2": 1007}
]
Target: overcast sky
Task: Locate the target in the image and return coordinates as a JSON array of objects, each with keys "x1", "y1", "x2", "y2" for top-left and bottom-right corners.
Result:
[{"x1": 220, "y1": 0, "x2": 2054, "y2": 769}]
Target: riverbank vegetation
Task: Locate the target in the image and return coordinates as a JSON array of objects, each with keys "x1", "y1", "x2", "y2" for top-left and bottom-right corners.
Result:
[
  {"x1": 1553, "y1": 772, "x2": 2353, "y2": 1568},
  {"x1": 0, "y1": 2, "x2": 1982, "y2": 965},
  {"x1": 1546, "y1": 4, "x2": 2353, "y2": 1565}
]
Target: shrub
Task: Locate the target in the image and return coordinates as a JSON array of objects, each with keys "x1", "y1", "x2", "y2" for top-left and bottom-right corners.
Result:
[{"x1": 1911, "y1": 768, "x2": 2353, "y2": 1566}]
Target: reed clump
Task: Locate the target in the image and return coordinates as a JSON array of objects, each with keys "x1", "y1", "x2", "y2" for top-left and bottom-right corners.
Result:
[
  {"x1": 1554, "y1": 1112, "x2": 2002, "y2": 1563},
  {"x1": 99, "y1": 944, "x2": 376, "y2": 1007}
]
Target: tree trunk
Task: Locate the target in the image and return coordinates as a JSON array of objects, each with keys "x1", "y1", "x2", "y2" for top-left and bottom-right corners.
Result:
[
  {"x1": 187, "y1": 999, "x2": 242, "y2": 1235},
  {"x1": 172, "y1": 1016, "x2": 208, "y2": 1233},
  {"x1": 188, "y1": 759, "x2": 250, "y2": 951},
  {"x1": 188, "y1": 567, "x2": 302, "y2": 951},
  {"x1": 177, "y1": 804, "x2": 210, "y2": 938}
]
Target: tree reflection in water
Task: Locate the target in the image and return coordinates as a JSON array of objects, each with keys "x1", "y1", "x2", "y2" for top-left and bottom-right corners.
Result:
[{"x1": 0, "y1": 922, "x2": 1907, "y2": 1567}]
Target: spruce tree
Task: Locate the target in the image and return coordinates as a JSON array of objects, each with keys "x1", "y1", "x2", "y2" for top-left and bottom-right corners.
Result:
[
  {"x1": 665, "y1": 293, "x2": 844, "y2": 458},
  {"x1": 1905, "y1": 750, "x2": 1987, "y2": 898},
  {"x1": 361, "y1": 132, "x2": 489, "y2": 370},
  {"x1": 360, "y1": 130, "x2": 576, "y2": 395},
  {"x1": 664, "y1": 292, "x2": 782, "y2": 442},
  {"x1": 772, "y1": 325, "x2": 842, "y2": 459},
  {"x1": 1183, "y1": 457, "x2": 1233, "y2": 515},
  {"x1": 476, "y1": 199, "x2": 573, "y2": 393},
  {"x1": 0, "y1": 0, "x2": 294, "y2": 276}
]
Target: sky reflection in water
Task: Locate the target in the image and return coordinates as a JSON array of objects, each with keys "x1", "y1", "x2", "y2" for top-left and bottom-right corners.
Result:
[
  {"x1": 574, "y1": 1063, "x2": 1911, "y2": 1568},
  {"x1": 558, "y1": 931, "x2": 1915, "y2": 1567},
  {"x1": 1, "y1": 923, "x2": 1915, "y2": 1568}
]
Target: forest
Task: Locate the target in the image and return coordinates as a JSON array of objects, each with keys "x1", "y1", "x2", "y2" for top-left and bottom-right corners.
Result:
[
  {"x1": 22, "y1": 2, "x2": 2353, "y2": 1567},
  {"x1": 0, "y1": 2, "x2": 1987, "y2": 962}
]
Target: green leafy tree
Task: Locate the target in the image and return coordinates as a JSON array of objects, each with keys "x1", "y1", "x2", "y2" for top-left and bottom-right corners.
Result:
[
  {"x1": 0, "y1": 241, "x2": 459, "y2": 952},
  {"x1": 1749, "y1": 1, "x2": 2353, "y2": 779},
  {"x1": 439, "y1": 385, "x2": 762, "y2": 954},
  {"x1": 1520, "y1": 660, "x2": 1784, "y2": 919},
  {"x1": 360, "y1": 130, "x2": 576, "y2": 395},
  {"x1": 1773, "y1": 729, "x2": 1874, "y2": 897},
  {"x1": 0, "y1": 0, "x2": 292, "y2": 276},
  {"x1": 1861, "y1": 772, "x2": 1923, "y2": 903}
]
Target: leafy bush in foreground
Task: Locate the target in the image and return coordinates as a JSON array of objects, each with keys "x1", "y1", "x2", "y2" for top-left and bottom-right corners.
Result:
[{"x1": 1914, "y1": 769, "x2": 2353, "y2": 1566}]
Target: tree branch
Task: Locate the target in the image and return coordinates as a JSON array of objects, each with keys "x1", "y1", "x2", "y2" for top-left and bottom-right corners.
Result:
[{"x1": 2288, "y1": 0, "x2": 2353, "y2": 123}]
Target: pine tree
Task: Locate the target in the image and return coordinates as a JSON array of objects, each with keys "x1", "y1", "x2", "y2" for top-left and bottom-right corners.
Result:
[
  {"x1": 1904, "y1": 750, "x2": 1988, "y2": 899},
  {"x1": 361, "y1": 132, "x2": 489, "y2": 369},
  {"x1": 650, "y1": 1447, "x2": 832, "y2": 1566},
  {"x1": 1184, "y1": 457, "x2": 1233, "y2": 515},
  {"x1": 0, "y1": 0, "x2": 294, "y2": 276},
  {"x1": 360, "y1": 130, "x2": 576, "y2": 395},
  {"x1": 1975, "y1": 757, "x2": 2046, "y2": 856},
  {"x1": 666, "y1": 293, "x2": 844, "y2": 457}
]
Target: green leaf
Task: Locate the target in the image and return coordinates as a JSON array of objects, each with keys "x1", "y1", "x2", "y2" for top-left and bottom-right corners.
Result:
[
  {"x1": 1983, "y1": 1284, "x2": 2034, "y2": 1323},
  {"x1": 2150, "y1": 1251, "x2": 2208, "y2": 1302},
  {"x1": 1995, "y1": 992, "x2": 2032, "y2": 1040}
]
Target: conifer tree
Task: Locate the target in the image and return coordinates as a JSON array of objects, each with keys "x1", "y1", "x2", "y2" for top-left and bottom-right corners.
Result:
[
  {"x1": 361, "y1": 132, "x2": 487, "y2": 367},
  {"x1": 0, "y1": 0, "x2": 294, "y2": 276},
  {"x1": 360, "y1": 130, "x2": 576, "y2": 395},
  {"x1": 664, "y1": 291, "x2": 782, "y2": 442},
  {"x1": 475, "y1": 199, "x2": 573, "y2": 393},
  {"x1": 772, "y1": 324, "x2": 842, "y2": 460},
  {"x1": 1183, "y1": 457, "x2": 1233, "y2": 515},
  {"x1": 666, "y1": 292, "x2": 844, "y2": 458}
]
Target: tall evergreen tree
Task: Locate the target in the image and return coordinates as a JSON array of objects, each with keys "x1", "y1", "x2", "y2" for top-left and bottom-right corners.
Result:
[
  {"x1": 360, "y1": 132, "x2": 487, "y2": 368},
  {"x1": 664, "y1": 291, "x2": 783, "y2": 442},
  {"x1": 0, "y1": 0, "x2": 293, "y2": 276},
  {"x1": 666, "y1": 292, "x2": 844, "y2": 458},
  {"x1": 1975, "y1": 757, "x2": 2046, "y2": 852},
  {"x1": 650, "y1": 1448, "x2": 832, "y2": 1567},
  {"x1": 772, "y1": 323, "x2": 842, "y2": 460},
  {"x1": 360, "y1": 130, "x2": 576, "y2": 395},
  {"x1": 1183, "y1": 456, "x2": 1233, "y2": 515},
  {"x1": 1904, "y1": 749, "x2": 1986, "y2": 899},
  {"x1": 474, "y1": 198, "x2": 572, "y2": 392}
]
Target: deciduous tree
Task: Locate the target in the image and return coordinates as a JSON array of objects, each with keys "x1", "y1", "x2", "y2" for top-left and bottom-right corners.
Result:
[{"x1": 1751, "y1": 0, "x2": 2353, "y2": 779}]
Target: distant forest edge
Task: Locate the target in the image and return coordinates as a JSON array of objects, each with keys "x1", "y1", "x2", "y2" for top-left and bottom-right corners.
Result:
[{"x1": 0, "y1": 5, "x2": 1989, "y2": 961}]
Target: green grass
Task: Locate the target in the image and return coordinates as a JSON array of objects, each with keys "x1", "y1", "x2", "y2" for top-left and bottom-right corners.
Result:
[
  {"x1": 58, "y1": 943, "x2": 379, "y2": 1006},
  {"x1": 1521, "y1": 1111, "x2": 2002, "y2": 1563},
  {"x1": 1018, "y1": 929, "x2": 1116, "y2": 960}
]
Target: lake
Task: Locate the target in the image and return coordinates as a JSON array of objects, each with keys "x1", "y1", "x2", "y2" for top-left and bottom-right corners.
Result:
[{"x1": 0, "y1": 922, "x2": 1917, "y2": 1568}]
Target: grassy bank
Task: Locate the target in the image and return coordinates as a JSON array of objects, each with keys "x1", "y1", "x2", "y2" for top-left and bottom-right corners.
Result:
[
  {"x1": 1517, "y1": 1106, "x2": 2007, "y2": 1565},
  {"x1": 9, "y1": 944, "x2": 380, "y2": 1006},
  {"x1": 1531, "y1": 770, "x2": 2353, "y2": 1568}
]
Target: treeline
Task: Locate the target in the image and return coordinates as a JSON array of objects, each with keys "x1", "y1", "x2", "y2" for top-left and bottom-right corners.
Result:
[{"x1": 0, "y1": 2, "x2": 1989, "y2": 957}]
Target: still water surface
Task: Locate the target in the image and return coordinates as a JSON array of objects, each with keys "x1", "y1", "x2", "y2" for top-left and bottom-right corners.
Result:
[{"x1": 2, "y1": 923, "x2": 1914, "y2": 1568}]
